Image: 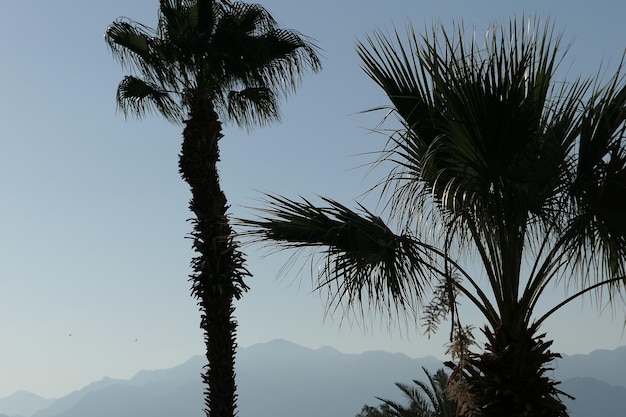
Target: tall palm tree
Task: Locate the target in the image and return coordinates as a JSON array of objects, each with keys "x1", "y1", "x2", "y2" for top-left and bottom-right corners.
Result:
[
  {"x1": 359, "y1": 367, "x2": 457, "y2": 417},
  {"x1": 105, "y1": 2, "x2": 320, "y2": 417},
  {"x1": 241, "y1": 17, "x2": 626, "y2": 417}
]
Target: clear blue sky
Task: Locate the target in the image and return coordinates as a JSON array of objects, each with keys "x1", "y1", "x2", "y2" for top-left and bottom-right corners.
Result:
[{"x1": 1, "y1": 0, "x2": 625, "y2": 399}]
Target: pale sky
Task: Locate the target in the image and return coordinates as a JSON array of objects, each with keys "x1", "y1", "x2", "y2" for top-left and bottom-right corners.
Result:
[{"x1": 1, "y1": 0, "x2": 625, "y2": 400}]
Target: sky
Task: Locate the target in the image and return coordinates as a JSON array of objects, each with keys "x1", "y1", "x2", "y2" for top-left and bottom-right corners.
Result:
[{"x1": 1, "y1": 0, "x2": 625, "y2": 400}]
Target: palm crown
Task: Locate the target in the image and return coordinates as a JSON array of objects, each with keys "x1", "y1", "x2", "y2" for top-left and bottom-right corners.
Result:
[
  {"x1": 364, "y1": 19, "x2": 626, "y2": 328},
  {"x1": 242, "y1": 17, "x2": 626, "y2": 417},
  {"x1": 105, "y1": 0, "x2": 320, "y2": 126}
]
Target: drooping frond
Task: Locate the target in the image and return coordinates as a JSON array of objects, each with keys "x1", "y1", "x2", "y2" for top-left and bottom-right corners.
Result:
[
  {"x1": 240, "y1": 194, "x2": 442, "y2": 322},
  {"x1": 116, "y1": 75, "x2": 182, "y2": 123},
  {"x1": 226, "y1": 87, "x2": 279, "y2": 127},
  {"x1": 106, "y1": 19, "x2": 156, "y2": 73},
  {"x1": 237, "y1": 27, "x2": 323, "y2": 93}
]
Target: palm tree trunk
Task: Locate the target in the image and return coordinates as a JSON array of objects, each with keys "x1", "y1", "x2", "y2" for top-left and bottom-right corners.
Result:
[
  {"x1": 461, "y1": 322, "x2": 570, "y2": 417},
  {"x1": 179, "y1": 95, "x2": 250, "y2": 417}
]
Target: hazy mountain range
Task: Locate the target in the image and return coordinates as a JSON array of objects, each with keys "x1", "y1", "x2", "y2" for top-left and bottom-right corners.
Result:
[{"x1": 2, "y1": 340, "x2": 625, "y2": 417}]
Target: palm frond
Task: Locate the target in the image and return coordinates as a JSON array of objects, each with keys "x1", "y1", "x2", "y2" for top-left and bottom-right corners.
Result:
[
  {"x1": 116, "y1": 75, "x2": 182, "y2": 123},
  {"x1": 213, "y1": 7, "x2": 321, "y2": 102},
  {"x1": 225, "y1": 87, "x2": 279, "y2": 127},
  {"x1": 239, "y1": 194, "x2": 442, "y2": 322},
  {"x1": 106, "y1": 19, "x2": 174, "y2": 83},
  {"x1": 373, "y1": 367, "x2": 457, "y2": 417},
  {"x1": 105, "y1": 19, "x2": 153, "y2": 69},
  {"x1": 357, "y1": 24, "x2": 441, "y2": 144},
  {"x1": 247, "y1": 29, "x2": 322, "y2": 90},
  {"x1": 224, "y1": 1, "x2": 278, "y2": 34},
  {"x1": 559, "y1": 58, "x2": 626, "y2": 292}
]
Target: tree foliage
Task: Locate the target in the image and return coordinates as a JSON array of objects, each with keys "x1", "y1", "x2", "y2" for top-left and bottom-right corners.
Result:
[
  {"x1": 356, "y1": 368, "x2": 457, "y2": 417},
  {"x1": 241, "y1": 17, "x2": 626, "y2": 417}
]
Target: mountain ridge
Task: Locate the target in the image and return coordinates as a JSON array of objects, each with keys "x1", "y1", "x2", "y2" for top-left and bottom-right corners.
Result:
[
  {"x1": 0, "y1": 391, "x2": 56, "y2": 417},
  {"x1": 2, "y1": 339, "x2": 625, "y2": 417}
]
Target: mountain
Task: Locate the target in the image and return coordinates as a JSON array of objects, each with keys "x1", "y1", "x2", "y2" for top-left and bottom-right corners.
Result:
[
  {"x1": 0, "y1": 391, "x2": 55, "y2": 417},
  {"x1": 28, "y1": 362, "x2": 204, "y2": 417},
  {"x1": 129, "y1": 356, "x2": 204, "y2": 387},
  {"x1": 38, "y1": 381, "x2": 203, "y2": 417},
  {"x1": 2, "y1": 340, "x2": 625, "y2": 417},
  {"x1": 31, "y1": 377, "x2": 128, "y2": 417},
  {"x1": 561, "y1": 377, "x2": 626, "y2": 417},
  {"x1": 237, "y1": 339, "x2": 443, "y2": 417},
  {"x1": 557, "y1": 346, "x2": 626, "y2": 387}
]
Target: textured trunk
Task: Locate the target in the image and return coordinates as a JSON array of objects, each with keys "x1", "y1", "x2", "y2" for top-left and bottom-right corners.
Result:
[
  {"x1": 179, "y1": 95, "x2": 250, "y2": 417},
  {"x1": 458, "y1": 323, "x2": 571, "y2": 417}
]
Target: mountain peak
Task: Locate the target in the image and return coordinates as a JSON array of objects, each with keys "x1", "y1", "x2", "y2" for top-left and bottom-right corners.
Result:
[{"x1": 241, "y1": 339, "x2": 312, "y2": 354}]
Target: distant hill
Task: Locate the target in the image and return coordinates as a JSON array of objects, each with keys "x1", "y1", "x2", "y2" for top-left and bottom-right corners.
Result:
[
  {"x1": 1, "y1": 340, "x2": 625, "y2": 417},
  {"x1": 561, "y1": 377, "x2": 626, "y2": 417},
  {"x1": 31, "y1": 377, "x2": 128, "y2": 417},
  {"x1": 557, "y1": 346, "x2": 626, "y2": 387},
  {"x1": 237, "y1": 339, "x2": 443, "y2": 417},
  {"x1": 0, "y1": 391, "x2": 55, "y2": 417}
]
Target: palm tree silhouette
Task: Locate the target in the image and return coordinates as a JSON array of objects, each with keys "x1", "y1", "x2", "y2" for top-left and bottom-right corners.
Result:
[
  {"x1": 105, "y1": 2, "x2": 320, "y2": 416},
  {"x1": 242, "y1": 17, "x2": 626, "y2": 417}
]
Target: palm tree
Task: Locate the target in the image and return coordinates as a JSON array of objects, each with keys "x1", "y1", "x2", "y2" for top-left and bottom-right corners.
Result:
[
  {"x1": 105, "y1": 2, "x2": 320, "y2": 417},
  {"x1": 356, "y1": 367, "x2": 457, "y2": 417},
  {"x1": 241, "y1": 17, "x2": 626, "y2": 417}
]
